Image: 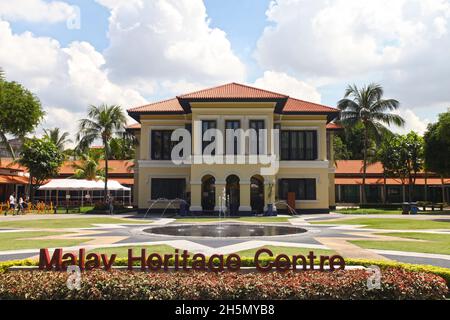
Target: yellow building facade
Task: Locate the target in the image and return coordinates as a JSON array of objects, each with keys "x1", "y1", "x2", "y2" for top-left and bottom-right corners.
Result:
[{"x1": 128, "y1": 83, "x2": 339, "y2": 215}]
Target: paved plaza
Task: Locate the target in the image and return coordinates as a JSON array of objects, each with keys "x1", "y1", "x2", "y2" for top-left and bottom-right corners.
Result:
[{"x1": 0, "y1": 213, "x2": 449, "y2": 268}]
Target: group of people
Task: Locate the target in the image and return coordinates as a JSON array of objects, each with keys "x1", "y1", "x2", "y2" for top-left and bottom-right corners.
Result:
[{"x1": 6, "y1": 193, "x2": 28, "y2": 216}]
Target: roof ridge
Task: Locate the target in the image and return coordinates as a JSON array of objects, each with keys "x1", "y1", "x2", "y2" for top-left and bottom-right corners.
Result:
[
  {"x1": 177, "y1": 82, "x2": 289, "y2": 99},
  {"x1": 287, "y1": 96, "x2": 337, "y2": 111},
  {"x1": 176, "y1": 83, "x2": 230, "y2": 98},
  {"x1": 128, "y1": 97, "x2": 179, "y2": 112},
  {"x1": 231, "y1": 82, "x2": 289, "y2": 98}
]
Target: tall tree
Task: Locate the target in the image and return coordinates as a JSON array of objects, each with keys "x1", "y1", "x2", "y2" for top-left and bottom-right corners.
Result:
[
  {"x1": 43, "y1": 128, "x2": 72, "y2": 151},
  {"x1": 332, "y1": 135, "x2": 352, "y2": 161},
  {"x1": 76, "y1": 104, "x2": 127, "y2": 201},
  {"x1": 109, "y1": 132, "x2": 138, "y2": 160},
  {"x1": 338, "y1": 84, "x2": 405, "y2": 203},
  {"x1": 424, "y1": 110, "x2": 450, "y2": 203},
  {"x1": 378, "y1": 136, "x2": 407, "y2": 202},
  {"x1": 71, "y1": 150, "x2": 106, "y2": 180},
  {"x1": 378, "y1": 133, "x2": 424, "y2": 203},
  {"x1": 402, "y1": 132, "x2": 424, "y2": 202},
  {"x1": 17, "y1": 137, "x2": 64, "y2": 201},
  {"x1": 341, "y1": 122, "x2": 372, "y2": 159},
  {"x1": 0, "y1": 71, "x2": 44, "y2": 159}
]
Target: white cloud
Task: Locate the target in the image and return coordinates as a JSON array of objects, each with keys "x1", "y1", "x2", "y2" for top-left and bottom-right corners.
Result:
[
  {"x1": 0, "y1": 20, "x2": 147, "y2": 142},
  {"x1": 98, "y1": 0, "x2": 246, "y2": 95},
  {"x1": 0, "y1": 0, "x2": 77, "y2": 23},
  {"x1": 253, "y1": 71, "x2": 321, "y2": 103},
  {"x1": 392, "y1": 108, "x2": 430, "y2": 135},
  {"x1": 255, "y1": 0, "x2": 450, "y2": 109},
  {"x1": 38, "y1": 107, "x2": 83, "y2": 147}
]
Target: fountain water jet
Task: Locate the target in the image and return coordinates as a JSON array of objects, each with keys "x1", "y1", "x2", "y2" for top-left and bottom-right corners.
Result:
[{"x1": 143, "y1": 198, "x2": 168, "y2": 219}]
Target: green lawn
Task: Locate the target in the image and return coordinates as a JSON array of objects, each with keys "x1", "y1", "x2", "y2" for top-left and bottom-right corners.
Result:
[
  {"x1": 312, "y1": 217, "x2": 450, "y2": 230},
  {"x1": 335, "y1": 208, "x2": 402, "y2": 215},
  {"x1": 335, "y1": 208, "x2": 450, "y2": 215},
  {"x1": 351, "y1": 232, "x2": 450, "y2": 255},
  {"x1": 0, "y1": 217, "x2": 152, "y2": 229},
  {"x1": 175, "y1": 217, "x2": 291, "y2": 223},
  {"x1": 0, "y1": 231, "x2": 91, "y2": 251}
]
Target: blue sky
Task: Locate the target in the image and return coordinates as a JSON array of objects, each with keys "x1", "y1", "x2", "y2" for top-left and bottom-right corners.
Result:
[{"x1": 1, "y1": 0, "x2": 449, "y2": 138}]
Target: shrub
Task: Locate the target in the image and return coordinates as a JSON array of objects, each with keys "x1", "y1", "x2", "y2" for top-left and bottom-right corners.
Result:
[
  {"x1": 0, "y1": 268, "x2": 447, "y2": 300},
  {"x1": 344, "y1": 258, "x2": 450, "y2": 287},
  {"x1": 2, "y1": 258, "x2": 450, "y2": 287}
]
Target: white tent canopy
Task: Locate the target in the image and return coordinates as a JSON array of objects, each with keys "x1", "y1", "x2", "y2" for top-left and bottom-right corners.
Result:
[{"x1": 39, "y1": 179, "x2": 131, "y2": 191}]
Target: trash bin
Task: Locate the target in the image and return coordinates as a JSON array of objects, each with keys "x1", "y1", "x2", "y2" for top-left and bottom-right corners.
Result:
[
  {"x1": 402, "y1": 202, "x2": 411, "y2": 215},
  {"x1": 410, "y1": 203, "x2": 419, "y2": 215}
]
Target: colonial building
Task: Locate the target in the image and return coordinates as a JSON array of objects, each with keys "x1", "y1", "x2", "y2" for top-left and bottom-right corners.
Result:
[
  {"x1": 335, "y1": 160, "x2": 450, "y2": 204},
  {"x1": 0, "y1": 161, "x2": 28, "y2": 202},
  {"x1": 127, "y1": 83, "x2": 340, "y2": 215}
]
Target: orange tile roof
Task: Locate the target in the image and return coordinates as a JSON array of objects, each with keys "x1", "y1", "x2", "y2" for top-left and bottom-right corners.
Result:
[
  {"x1": 59, "y1": 160, "x2": 134, "y2": 175},
  {"x1": 283, "y1": 97, "x2": 339, "y2": 113},
  {"x1": 128, "y1": 98, "x2": 184, "y2": 113},
  {"x1": 126, "y1": 123, "x2": 141, "y2": 130},
  {"x1": 335, "y1": 160, "x2": 449, "y2": 181},
  {"x1": 326, "y1": 122, "x2": 343, "y2": 130},
  {"x1": 0, "y1": 175, "x2": 29, "y2": 184},
  {"x1": 127, "y1": 82, "x2": 339, "y2": 119},
  {"x1": 335, "y1": 177, "x2": 450, "y2": 185},
  {"x1": 335, "y1": 160, "x2": 385, "y2": 174},
  {"x1": 178, "y1": 82, "x2": 288, "y2": 99},
  {"x1": 112, "y1": 178, "x2": 134, "y2": 185},
  {"x1": 0, "y1": 159, "x2": 26, "y2": 172}
]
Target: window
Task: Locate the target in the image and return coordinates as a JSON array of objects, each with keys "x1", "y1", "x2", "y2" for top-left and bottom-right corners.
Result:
[
  {"x1": 151, "y1": 178, "x2": 186, "y2": 200},
  {"x1": 225, "y1": 120, "x2": 241, "y2": 155},
  {"x1": 249, "y1": 120, "x2": 265, "y2": 155},
  {"x1": 280, "y1": 130, "x2": 318, "y2": 160},
  {"x1": 151, "y1": 130, "x2": 176, "y2": 160},
  {"x1": 202, "y1": 120, "x2": 217, "y2": 154},
  {"x1": 278, "y1": 179, "x2": 316, "y2": 200}
]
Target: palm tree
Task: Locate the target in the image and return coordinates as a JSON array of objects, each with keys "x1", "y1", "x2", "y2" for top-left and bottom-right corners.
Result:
[
  {"x1": 338, "y1": 84, "x2": 405, "y2": 204},
  {"x1": 43, "y1": 128, "x2": 72, "y2": 151},
  {"x1": 71, "y1": 151, "x2": 105, "y2": 180},
  {"x1": 109, "y1": 132, "x2": 138, "y2": 160},
  {"x1": 76, "y1": 104, "x2": 127, "y2": 201}
]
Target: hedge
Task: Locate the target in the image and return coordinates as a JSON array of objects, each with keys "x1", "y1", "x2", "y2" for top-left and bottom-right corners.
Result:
[
  {"x1": 2, "y1": 257, "x2": 449, "y2": 288},
  {"x1": 0, "y1": 268, "x2": 447, "y2": 300}
]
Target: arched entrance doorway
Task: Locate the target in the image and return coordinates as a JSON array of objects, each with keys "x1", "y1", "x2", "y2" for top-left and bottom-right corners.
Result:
[
  {"x1": 201, "y1": 175, "x2": 215, "y2": 212},
  {"x1": 226, "y1": 175, "x2": 240, "y2": 216},
  {"x1": 251, "y1": 175, "x2": 265, "y2": 214}
]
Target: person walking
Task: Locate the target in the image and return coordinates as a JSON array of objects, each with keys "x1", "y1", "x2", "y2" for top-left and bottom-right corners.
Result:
[
  {"x1": 8, "y1": 193, "x2": 16, "y2": 216},
  {"x1": 107, "y1": 194, "x2": 114, "y2": 215},
  {"x1": 17, "y1": 196, "x2": 24, "y2": 215}
]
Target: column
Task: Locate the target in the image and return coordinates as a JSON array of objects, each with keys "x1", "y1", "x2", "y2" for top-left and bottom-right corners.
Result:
[
  {"x1": 239, "y1": 180, "x2": 252, "y2": 213},
  {"x1": 189, "y1": 183, "x2": 202, "y2": 213}
]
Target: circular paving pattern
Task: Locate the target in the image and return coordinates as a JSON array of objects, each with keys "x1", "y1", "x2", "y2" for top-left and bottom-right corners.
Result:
[{"x1": 144, "y1": 223, "x2": 308, "y2": 238}]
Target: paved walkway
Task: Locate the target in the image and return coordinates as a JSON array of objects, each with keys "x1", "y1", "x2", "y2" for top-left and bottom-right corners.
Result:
[
  {"x1": 315, "y1": 237, "x2": 390, "y2": 260},
  {"x1": 0, "y1": 213, "x2": 449, "y2": 268}
]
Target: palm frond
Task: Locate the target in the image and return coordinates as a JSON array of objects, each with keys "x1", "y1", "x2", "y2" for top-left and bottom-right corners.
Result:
[{"x1": 371, "y1": 112, "x2": 405, "y2": 127}]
